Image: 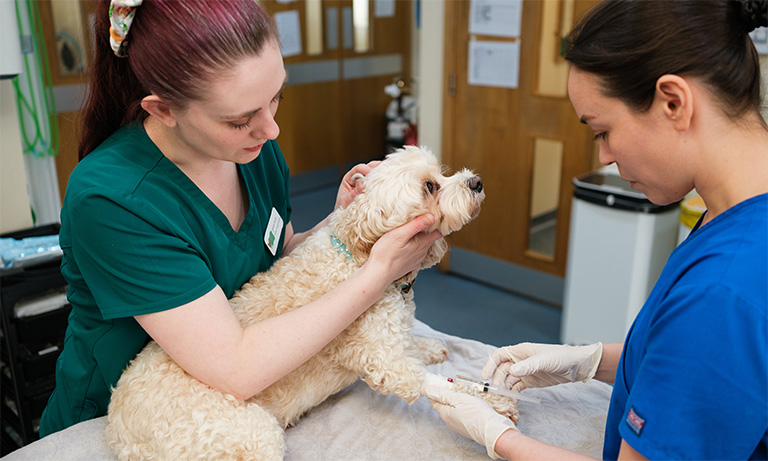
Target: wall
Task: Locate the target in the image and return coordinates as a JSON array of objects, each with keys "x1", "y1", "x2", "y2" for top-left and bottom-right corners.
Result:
[
  {"x1": 2, "y1": 5, "x2": 767, "y2": 235},
  {"x1": 416, "y1": 13, "x2": 768, "y2": 159},
  {"x1": 0, "y1": 80, "x2": 34, "y2": 234}
]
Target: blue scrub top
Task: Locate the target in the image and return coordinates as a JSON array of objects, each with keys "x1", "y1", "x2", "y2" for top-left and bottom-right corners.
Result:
[{"x1": 604, "y1": 194, "x2": 768, "y2": 460}]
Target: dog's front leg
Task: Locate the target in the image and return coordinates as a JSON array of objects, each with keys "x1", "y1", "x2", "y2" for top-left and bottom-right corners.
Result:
[
  {"x1": 445, "y1": 379, "x2": 520, "y2": 424},
  {"x1": 361, "y1": 353, "x2": 426, "y2": 404},
  {"x1": 362, "y1": 334, "x2": 448, "y2": 402},
  {"x1": 349, "y1": 294, "x2": 440, "y2": 404}
]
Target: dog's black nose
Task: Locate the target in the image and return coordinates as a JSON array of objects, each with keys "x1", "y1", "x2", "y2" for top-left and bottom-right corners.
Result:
[{"x1": 468, "y1": 175, "x2": 483, "y2": 193}]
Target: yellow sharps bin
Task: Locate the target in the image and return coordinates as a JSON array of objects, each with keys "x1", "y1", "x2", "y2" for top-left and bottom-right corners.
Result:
[{"x1": 678, "y1": 194, "x2": 706, "y2": 245}]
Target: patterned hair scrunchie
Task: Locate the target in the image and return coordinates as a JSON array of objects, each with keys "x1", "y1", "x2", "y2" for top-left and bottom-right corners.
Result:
[{"x1": 109, "y1": 0, "x2": 143, "y2": 57}]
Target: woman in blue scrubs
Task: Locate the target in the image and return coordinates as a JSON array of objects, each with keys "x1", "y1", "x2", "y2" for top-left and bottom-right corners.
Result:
[{"x1": 427, "y1": 1, "x2": 768, "y2": 459}]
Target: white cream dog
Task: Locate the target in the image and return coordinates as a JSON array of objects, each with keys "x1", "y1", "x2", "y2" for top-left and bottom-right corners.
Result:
[{"x1": 107, "y1": 146, "x2": 515, "y2": 460}]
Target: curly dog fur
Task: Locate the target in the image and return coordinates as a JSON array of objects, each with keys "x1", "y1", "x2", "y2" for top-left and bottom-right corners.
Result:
[{"x1": 106, "y1": 146, "x2": 516, "y2": 460}]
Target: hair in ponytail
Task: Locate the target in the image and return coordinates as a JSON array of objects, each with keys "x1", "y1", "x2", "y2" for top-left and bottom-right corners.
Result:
[
  {"x1": 737, "y1": 0, "x2": 768, "y2": 32},
  {"x1": 564, "y1": 0, "x2": 767, "y2": 123},
  {"x1": 79, "y1": 0, "x2": 278, "y2": 159}
]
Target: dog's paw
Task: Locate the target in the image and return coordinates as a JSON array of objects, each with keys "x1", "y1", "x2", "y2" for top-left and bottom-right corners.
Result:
[
  {"x1": 412, "y1": 336, "x2": 449, "y2": 365},
  {"x1": 451, "y1": 381, "x2": 519, "y2": 425}
]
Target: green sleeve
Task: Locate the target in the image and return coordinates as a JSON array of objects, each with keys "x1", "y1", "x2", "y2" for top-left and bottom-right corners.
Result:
[{"x1": 67, "y1": 191, "x2": 217, "y2": 320}]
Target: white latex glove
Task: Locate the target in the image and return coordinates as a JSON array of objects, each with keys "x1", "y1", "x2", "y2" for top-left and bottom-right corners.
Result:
[
  {"x1": 426, "y1": 385, "x2": 518, "y2": 459},
  {"x1": 481, "y1": 342, "x2": 603, "y2": 391}
]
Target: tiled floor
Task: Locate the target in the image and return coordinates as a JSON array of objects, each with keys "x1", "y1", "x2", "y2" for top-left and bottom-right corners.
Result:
[{"x1": 289, "y1": 185, "x2": 561, "y2": 348}]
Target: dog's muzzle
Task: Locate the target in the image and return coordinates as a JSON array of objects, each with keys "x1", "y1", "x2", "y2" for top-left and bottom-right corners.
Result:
[{"x1": 468, "y1": 175, "x2": 483, "y2": 194}]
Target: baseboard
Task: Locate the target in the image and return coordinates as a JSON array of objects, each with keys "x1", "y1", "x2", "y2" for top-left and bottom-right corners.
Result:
[
  {"x1": 289, "y1": 167, "x2": 340, "y2": 196},
  {"x1": 289, "y1": 156, "x2": 388, "y2": 197},
  {"x1": 447, "y1": 247, "x2": 564, "y2": 308}
]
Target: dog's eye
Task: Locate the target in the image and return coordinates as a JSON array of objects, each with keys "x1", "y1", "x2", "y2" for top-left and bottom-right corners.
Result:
[{"x1": 425, "y1": 180, "x2": 438, "y2": 195}]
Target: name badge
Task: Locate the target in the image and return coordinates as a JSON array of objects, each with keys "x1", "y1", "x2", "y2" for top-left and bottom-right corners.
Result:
[{"x1": 264, "y1": 207, "x2": 284, "y2": 256}]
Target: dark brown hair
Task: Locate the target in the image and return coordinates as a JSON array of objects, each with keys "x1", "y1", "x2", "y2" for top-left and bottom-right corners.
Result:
[
  {"x1": 79, "y1": 0, "x2": 279, "y2": 159},
  {"x1": 565, "y1": 0, "x2": 767, "y2": 122}
]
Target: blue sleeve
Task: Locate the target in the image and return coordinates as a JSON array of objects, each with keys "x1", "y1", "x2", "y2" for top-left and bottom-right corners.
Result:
[{"x1": 619, "y1": 284, "x2": 768, "y2": 459}]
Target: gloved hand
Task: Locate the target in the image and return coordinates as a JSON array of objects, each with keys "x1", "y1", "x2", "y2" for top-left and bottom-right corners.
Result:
[
  {"x1": 426, "y1": 385, "x2": 518, "y2": 459},
  {"x1": 481, "y1": 342, "x2": 603, "y2": 392},
  {"x1": 421, "y1": 372, "x2": 454, "y2": 395}
]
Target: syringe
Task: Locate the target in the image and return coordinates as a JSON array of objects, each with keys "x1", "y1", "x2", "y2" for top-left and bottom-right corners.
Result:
[{"x1": 452, "y1": 375, "x2": 541, "y2": 404}]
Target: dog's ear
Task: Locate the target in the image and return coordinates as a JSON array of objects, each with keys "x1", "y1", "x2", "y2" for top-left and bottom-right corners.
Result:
[
  {"x1": 351, "y1": 173, "x2": 365, "y2": 186},
  {"x1": 331, "y1": 196, "x2": 386, "y2": 261}
]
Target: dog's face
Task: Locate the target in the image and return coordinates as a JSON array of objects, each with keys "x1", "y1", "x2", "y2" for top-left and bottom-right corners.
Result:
[{"x1": 332, "y1": 146, "x2": 485, "y2": 263}]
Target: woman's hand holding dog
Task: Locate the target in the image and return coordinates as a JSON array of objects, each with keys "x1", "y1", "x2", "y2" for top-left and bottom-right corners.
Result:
[
  {"x1": 284, "y1": 162, "x2": 381, "y2": 255},
  {"x1": 336, "y1": 161, "x2": 444, "y2": 290},
  {"x1": 366, "y1": 214, "x2": 443, "y2": 287},
  {"x1": 336, "y1": 161, "x2": 381, "y2": 210}
]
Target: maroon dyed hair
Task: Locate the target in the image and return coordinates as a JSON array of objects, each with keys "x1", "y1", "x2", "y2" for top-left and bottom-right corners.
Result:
[{"x1": 79, "y1": 0, "x2": 279, "y2": 159}]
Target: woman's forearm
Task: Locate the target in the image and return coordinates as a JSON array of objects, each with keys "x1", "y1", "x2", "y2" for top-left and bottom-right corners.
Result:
[
  {"x1": 494, "y1": 429, "x2": 597, "y2": 461},
  {"x1": 136, "y1": 263, "x2": 389, "y2": 401},
  {"x1": 140, "y1": 215, "x2": 439, "y2": 400},
  {"x1": 233, "y1": 262, "x2": 390, "y2": 397},
  {"x1": 593, "y1": 342, "x2": 622, "y2": 383}
]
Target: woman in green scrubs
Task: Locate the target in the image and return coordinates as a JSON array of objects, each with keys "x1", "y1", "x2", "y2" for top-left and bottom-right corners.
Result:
[{"x1": 40, "y1": 0, "x2": 441, "y2": 437}]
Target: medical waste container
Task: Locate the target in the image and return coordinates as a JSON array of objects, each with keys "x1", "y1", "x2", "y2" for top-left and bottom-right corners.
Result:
[
  {"x1": 677, "y1": 193, "x2": 706, "y2": 245},
  {"x1": 561, "y1": 168, "x2": 681, "y2": 345}
]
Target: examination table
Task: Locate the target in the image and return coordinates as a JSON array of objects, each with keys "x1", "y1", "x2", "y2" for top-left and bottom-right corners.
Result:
[{"x1": 3, "y1": 321, "x2": 612, "y2": 460}]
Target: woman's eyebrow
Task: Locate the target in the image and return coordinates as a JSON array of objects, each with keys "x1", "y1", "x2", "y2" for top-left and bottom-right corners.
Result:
[{"x1": 223, "y1": 76, "x2": 288, "y2": 120}]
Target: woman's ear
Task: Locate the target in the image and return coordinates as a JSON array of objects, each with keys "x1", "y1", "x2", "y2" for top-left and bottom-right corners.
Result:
[
  {"x1": 140, "y1": 95, "x2": 177, "y2": 127},
  {"x1": 655, "y1": 74, "x2": 693, "y2": 131}
]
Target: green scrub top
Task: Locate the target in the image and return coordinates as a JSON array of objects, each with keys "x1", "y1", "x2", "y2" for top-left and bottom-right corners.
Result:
[{"x1": 39, "y1": 122, "x2": 291, "y2": 437}]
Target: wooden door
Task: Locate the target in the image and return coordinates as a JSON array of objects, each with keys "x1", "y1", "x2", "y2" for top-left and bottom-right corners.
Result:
[
  {"x1": 260, "y1": 0, "x2": 345, "y2": 175},
  {"x1": 442, "y1": 0, "x2": 599, "y2": 281},
  {"x1": 261, "y1": 0, "x2": 412, "y2": 177}
]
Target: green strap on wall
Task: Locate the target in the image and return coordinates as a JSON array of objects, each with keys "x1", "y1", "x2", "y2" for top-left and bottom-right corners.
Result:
[{"x1": 12, "y1": 0, "x2": 59, "y2": 158}]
